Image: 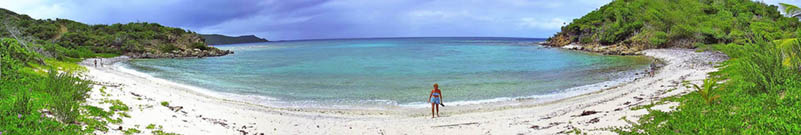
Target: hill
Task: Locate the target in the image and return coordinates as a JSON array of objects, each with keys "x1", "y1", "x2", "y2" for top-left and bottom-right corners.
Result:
[
  {"x1": 548, "y1": 0, "x2": 801, "y2": 134},
  {"x1": 545, "y1": 0, "x2": 800, "y2": 55},
  {"x1": 0, "y1": 8, "x2": 232, "y2": 59},
  {"x1": 200, "y1": 34, "x2": 268, "y2": 45}
]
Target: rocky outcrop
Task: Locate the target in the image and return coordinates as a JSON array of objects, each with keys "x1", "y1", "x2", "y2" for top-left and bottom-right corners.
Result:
[
  {"x1": 543, "y1": 42, "x2": 643, "y2": 55},
  {"x1": 126, "y1": 49, "x2": 233, "y2": 58},
  {"x1": 127, "y1": 33, "x2": 235, "y2": 58},
  {"x1": 542, "y1": 28, "x2": 643, "y2": 55},
  {"x1": 200, "y1": 34, "x2": 268, "y2": 45},
  {"x1": 1, "y1": 8, "x2": 237, "y2": 60},
  {"x1": 544, "y1": 33, "x2": 572, "y2": 47}
]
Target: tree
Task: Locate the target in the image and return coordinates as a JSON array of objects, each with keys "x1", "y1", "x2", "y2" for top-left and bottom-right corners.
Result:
[{"x1": 779, "y1": 3, "x2": 801, "y2": 18}]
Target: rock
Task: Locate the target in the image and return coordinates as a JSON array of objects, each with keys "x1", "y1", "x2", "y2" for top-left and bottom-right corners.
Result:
[
  {"x1": 575, "y1": 110, "x2": 599, "y2": 117},
  {"x1": 167, "y1": 105, "x2": 184, "y2": 112},
  {"x1": 562, "y1": 44, "x2": 583, "y2": 50},
  {"x1": 588, "y1": 118, "x2": 600, "y2": 124}
]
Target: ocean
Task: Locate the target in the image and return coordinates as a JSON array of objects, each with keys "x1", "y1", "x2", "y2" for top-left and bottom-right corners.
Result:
[{"x1": 121, "y1": 37, "x2": 652, "y2": 109}]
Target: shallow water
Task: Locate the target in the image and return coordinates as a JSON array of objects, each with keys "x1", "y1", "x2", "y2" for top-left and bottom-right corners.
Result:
[{"x1": 123, "y1": 37, "x2": 652, "y2": 108}]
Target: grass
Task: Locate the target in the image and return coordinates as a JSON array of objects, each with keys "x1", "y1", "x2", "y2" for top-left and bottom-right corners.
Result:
[
  {"x1": 144, "y1": 123, "x2": 181, "y2": 135},
  {"x1": 161, "y1": 101, "x2": 170, "y2": 107},
  {"x1": 146, "y1": 124, "x2": 156, "y2": 129},
  {"x1": 104, "y1": 99, "x2": 130, "y2": 112},
  {"x1": 617, "y1": 38, "x2": 801, "y2": 134},
  {"x1": 691, "y1": 78, "x2": 721, "y2": 104},
  {"x1": 123, "y1": 128, "x2": 141, "y2": 135},
  {"x1": 152, "y1": 130, "x2": 181, "y2": 135},
  {"x1": 1, "y1": 38, "x2": 130, "y2": 134}
]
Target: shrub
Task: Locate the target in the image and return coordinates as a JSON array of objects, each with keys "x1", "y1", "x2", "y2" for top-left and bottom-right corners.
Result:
[
  {"x1": 43, "y1": 68, "x2": 91, "y2": 124},
  {"x1": 158, "y1": 44, "x2": 179, "y2": 53},
  {"x1": 649, "y1": 31, "x2": 668, "y2": 47},
  {"x1": 160, "y1": 101, "x2": 169, "y2": 107},
  {"x1": 191, "y1": 42, "x2": 210, "y2": 50},
  {"x1": 691, "y1": 78, "x2": 721, "y2": 104},
  {"x1": 718, "y1": 39, "x2": 799, "y2": 94},
  {"x1": 579, "y1": 36, "x2": 593, "y2": 44},
  {"x1": 619, "y1": 38, "x2": 801, "y2": 134}
]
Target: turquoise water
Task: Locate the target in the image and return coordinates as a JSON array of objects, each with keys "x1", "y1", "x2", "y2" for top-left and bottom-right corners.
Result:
[{"x1": 123, "y1": 37, "x2": 651, "y2": 108}]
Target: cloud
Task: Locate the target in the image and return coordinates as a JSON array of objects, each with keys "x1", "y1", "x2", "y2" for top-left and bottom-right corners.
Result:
[
  {"x1": 0, "y1": 0, "x2": 67, "y2": 19},
  {"x1": 2, "y1": 0, "x2": 618, "y2": 40}
]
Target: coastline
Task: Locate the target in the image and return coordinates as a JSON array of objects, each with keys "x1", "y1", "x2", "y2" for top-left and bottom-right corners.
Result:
[{"x1": 83, "y1": 48, "x2": 726, "y2": 134}]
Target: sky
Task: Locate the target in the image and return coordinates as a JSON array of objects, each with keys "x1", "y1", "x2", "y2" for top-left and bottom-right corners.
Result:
[{"x1": 0, "y1": 0, "x2": 798, "y2": 40}]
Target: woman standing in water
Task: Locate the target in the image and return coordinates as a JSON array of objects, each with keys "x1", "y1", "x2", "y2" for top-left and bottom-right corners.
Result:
[{"x1": 429, "y1": 83, "x2": 443, "y2": 118}]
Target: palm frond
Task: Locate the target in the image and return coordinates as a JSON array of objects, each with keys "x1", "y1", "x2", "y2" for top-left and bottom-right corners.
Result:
[
  {"x1": 692, "y1": 78, "x2": 721, "y2": 104},
  {"x1": 779, "y1": 3, "x2": 801, "y2": 18}
]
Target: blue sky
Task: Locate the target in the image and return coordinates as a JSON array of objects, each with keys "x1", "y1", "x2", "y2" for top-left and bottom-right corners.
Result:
[{"x1": 0, "y1": 0, "x2": 797, "y2": 40}]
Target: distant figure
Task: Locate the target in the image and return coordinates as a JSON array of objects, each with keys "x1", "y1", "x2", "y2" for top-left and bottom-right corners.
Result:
[
  {"x1": 94, "y1": 59, "x2": 98, "y2": 67},
  {"x1": 649, "y1": 62, "x2": 657, "y2": 77},
  {"x1": 428, "y1": 83, "x2": 443, "y2": 118}
]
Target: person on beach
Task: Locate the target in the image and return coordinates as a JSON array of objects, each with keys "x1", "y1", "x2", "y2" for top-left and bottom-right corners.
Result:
[
  {"x1": 649, "y1": 62, "x2": 657, "y2": 77},
  {"x1": 94, "y1": 59, "x2": 97, "y2": 67},
  {"x1": 428, "y1": 83, "x2": 443, "y2": 118}
]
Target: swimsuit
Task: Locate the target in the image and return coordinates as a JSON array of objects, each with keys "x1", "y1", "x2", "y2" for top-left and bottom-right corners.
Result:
[{"x1": 431, "y1": 93, "x2": 441, "y2": 104}]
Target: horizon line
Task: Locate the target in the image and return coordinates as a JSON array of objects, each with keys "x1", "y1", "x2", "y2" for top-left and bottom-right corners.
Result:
[{"x1": 269, "y1": 36, "x2": 549, "y2": 42}]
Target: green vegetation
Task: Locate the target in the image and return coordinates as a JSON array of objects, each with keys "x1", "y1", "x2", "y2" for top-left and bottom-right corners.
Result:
[
  {"x1": 579, "y1": 1, "x2": 801, "y2": 134},
  {"x1": 161, "y1": 101, "x2": 170, "y2": 107},
  {"x1": 548, "y1": 0, "x2": 800, "y2": 50},
  {"x1": 123, "y1": 128, "x2": 141, "y2": 135},
  {"x1": 619, "y1": 38, "x2": 801, "y2": 134},
  {"x1": 548, "y1": 0, "x2": 801, "y2": 134},
  {"x1": 146, "y1": 124, "x2": 156, "y2": 129},
  {"x1": 0, "y1": 8, "x2": 229, "y2": 59},
  {"x1": 200, "y1": 34, "x2": 268, "y2": 45},
  {"x1": 144, "y1": 124, "x2": 180, "y2": 135},
  {"x1": 1, "y1": 38, "x2": 129, "y2": 134},
  {"x1": 692, "y1": 78, "x2": 721, "y2": 104},
  {"x1": 0, "y1": 7, "x2": 210, "y2": 135},
  {"x1": 779, "y1": 3, "x2": 801, "y2": 18},
  {"x1": 151, "y1": 129, "x2": 181, "y2": 135}
]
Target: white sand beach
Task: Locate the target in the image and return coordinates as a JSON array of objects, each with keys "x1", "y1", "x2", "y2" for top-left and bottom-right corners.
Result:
[{"x1": 82, "y1": 48, "x2": 727, "y2": 135}]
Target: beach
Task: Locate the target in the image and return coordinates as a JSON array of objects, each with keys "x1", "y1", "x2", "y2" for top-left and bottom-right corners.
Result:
[{"x1": 82, "y1": 48, "x2": 727, "y2": 135}]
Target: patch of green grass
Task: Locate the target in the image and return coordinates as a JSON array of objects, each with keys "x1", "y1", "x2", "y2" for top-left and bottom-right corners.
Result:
[
  {"x1": 152, "y1": 130, "x2": 182, "y2": 135},
  {"x1": 1, "y1": 38, "x2": 121, "y2": 134},
  {"x1": 104, "y1": 99, "x2": 130, "y2": 112},
  {"x1": 123, "y1": 128, "x2": 141, "y2": 135},
  {"x1": 161, "y1": 101, "x2": 170, "y2": 107},
  {"x1": 100, "y1": 86, "x2": 108, "y2": 95},
  {"x1": 145, "y1": 123, "x2": 181, "y2": 135},
  {"x1": 618, "y1": 38, "x2": 801, "y2": 134},
  {"x1": 118, "y1": 112, "x2": 131, "y2": 118},
  {"x1": 146, "y1": 124, "x2": 157, "y2": 129}
]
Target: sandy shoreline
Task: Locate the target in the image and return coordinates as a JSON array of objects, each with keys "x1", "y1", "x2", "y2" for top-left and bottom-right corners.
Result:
[{"x1": 82, "y1": 48, "x2": 726, "y2": 135}]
